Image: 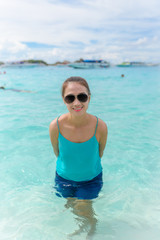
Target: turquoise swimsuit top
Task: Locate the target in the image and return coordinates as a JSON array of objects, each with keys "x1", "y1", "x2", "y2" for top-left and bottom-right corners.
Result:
[{"x1": 56, "y1": 116, "x2": 102, "y2": 181}]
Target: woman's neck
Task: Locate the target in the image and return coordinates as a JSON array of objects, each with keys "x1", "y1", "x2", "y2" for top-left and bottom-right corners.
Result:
[{"x1": 68, "y1": 113, "x2": 89, "y2": 127}]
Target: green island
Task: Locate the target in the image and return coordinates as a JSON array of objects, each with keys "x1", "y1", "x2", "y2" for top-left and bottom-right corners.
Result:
[{"x1": 22, "y1": 59, "x2": 48, "y2": 65}]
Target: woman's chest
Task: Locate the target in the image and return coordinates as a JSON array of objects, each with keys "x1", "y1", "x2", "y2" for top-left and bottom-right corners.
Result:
[{"x1": 61, "y1": 126, "x2": 95, "y2": 143}]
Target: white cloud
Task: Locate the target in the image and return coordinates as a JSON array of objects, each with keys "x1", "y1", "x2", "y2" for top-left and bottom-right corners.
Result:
[
  {"x1": 0, "y1": 0, "x2": 159, "y2": 63},
  {"x1": 0, "y1": 39, "x2": 29, "y2": 61},
  {"x1": 134, "y1": 38, "x2": 148, "y2": 45}
]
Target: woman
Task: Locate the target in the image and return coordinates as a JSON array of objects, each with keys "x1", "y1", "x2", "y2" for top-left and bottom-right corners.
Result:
[{"x1": 49, "y1": 76, "x2": 108, "y2": 237}]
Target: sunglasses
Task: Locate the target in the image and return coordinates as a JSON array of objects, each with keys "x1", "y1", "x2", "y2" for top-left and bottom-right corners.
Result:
[{"x1": 64, "y1": 93, "x2": 88, "y2": 104}]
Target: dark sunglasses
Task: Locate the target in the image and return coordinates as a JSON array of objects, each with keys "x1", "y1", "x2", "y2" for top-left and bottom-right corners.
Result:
[{"x1": 64, "y1": 93, "x2": 88, "y2": 104}]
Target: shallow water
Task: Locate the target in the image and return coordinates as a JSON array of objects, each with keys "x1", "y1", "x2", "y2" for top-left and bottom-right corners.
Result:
[{"x1": 0, "y1": 66, "x2": 160, "y2": 239}]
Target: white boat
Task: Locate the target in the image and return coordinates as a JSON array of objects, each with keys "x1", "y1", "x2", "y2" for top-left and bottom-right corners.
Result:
[
  {"x1": 116, "y1": 62, "x2": 159, "y2": 67},
  {"x1": 116, "y1": 62, "x2": 131, "y2": 67},
  {"x1": 69, "y1": 60, "x2": 110, "y2": 69}
]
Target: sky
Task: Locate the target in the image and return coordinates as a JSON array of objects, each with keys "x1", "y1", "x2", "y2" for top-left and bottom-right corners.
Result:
[{"x1": 0, "y1": 0, "x2": 160, "y2": 64}]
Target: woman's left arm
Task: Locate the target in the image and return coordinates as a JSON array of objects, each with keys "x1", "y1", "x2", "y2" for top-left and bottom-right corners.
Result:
[{"x1": 98, "y1": 120, "x2": 108, "y2": 158}]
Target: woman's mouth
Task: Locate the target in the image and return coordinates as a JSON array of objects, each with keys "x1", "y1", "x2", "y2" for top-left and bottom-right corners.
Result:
[{"x1": 73, "y1": 107, "x2": 83, "y2": 112}]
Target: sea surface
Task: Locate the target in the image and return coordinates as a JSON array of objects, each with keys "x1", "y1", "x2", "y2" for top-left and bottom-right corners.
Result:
[{"x1": 0, "y1": 65, "x2": 160, "y2": 240}]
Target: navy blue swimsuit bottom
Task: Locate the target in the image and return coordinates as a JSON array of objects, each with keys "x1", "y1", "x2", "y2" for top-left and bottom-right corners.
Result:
[{"x1": 54, "y1": 172, "x2": 103, "y2": 200}]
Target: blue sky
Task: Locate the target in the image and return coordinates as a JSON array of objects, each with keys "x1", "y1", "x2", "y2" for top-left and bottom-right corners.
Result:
[{"x1": 0, "y1": 0, "x2": 159, "y2": 63}]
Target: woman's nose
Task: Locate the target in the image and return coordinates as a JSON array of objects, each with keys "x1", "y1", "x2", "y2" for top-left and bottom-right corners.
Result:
[{"x1": 73, "y1": 97, "x2": 81, "y2": 105}]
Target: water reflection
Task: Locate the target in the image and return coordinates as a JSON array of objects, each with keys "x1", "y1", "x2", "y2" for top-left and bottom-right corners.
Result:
[{"x1": 65, "y1": 198, "x2": 97, "y2": 239}]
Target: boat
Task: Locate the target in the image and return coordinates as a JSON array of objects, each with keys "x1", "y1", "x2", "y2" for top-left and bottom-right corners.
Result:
[
  {"x1": 116, "y1": 62, "x2": 158, "y2": 67},
  {"x1": 69, "y1": 60, "x2": 110, "y2": 69},
  {"x1": 116, "y1": 62, "x2": 131, "y2": 67}
]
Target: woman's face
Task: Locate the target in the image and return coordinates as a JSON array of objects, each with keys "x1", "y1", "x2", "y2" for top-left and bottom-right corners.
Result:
[{"x1": 63, "y1": 82, "x2": 90, "y2": 116}]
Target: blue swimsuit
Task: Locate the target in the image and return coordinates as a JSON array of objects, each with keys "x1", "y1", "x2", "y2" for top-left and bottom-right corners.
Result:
[{"x1": 55, "y1": 116, "x2": 103, "y2": 199}]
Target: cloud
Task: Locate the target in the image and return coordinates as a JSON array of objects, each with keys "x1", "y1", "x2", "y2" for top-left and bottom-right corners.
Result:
[
  {"x1": 0, "y1": 39, "x2": 29, "y2": 61},
  {"x1": 134, "y1": 37, "x2": 148, "y2": 45},
  {"x1": 0, "y1": 0, "x2": 159, "y2": 63}
]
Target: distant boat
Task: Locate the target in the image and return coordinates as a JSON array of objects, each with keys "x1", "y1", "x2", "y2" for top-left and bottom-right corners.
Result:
[
  {"x1": 116, "y1": 62, "x2": 131, "y2": 67},
  {"x1": 69, "y1": 60, "x2": 110, "y2": 69},
  {"x1": 116, "y1": 62, "x2": 157, "y2": 67}
]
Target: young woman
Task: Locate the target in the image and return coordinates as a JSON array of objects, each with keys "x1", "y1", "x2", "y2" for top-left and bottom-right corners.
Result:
[{"x1": 49, "y1": 76, "x2": 108, "y2": 237}]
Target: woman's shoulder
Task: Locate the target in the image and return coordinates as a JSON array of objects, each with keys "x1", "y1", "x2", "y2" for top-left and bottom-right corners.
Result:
[
  {"x1": 98, "y1": 117, "x2": 107, "y2": 128},
  {"x1": 57, "y1": 113, "x2": 69, "y2": 124},
  {"x1": 96, "y1": 116, "x2": 108, "y2": 134},
  {"x1": 49, "y1": 114, "x2": 67, "y2": 130},
  {"x1": 88, "y1": 114, "x2": 107, "y2": 127},
  {"x1": 88, "y1": 114, "x2": 107, "y2": 134},
  {"x1": 89, "y1": 114, "x2": 107, "y2": 128},
  {"x1": 49, "y1": 118, "x2": 58, "y2": 136}
]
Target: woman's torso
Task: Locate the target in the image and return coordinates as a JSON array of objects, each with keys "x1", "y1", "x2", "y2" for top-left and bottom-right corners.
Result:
[{"x1": 56, "y1": 114, "x2": 102, "y2": 181}]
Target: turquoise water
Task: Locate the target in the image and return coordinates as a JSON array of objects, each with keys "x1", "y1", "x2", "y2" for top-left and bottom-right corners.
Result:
[{"x1": 0, "y1": 66, "x2": 160, "y2": 239}]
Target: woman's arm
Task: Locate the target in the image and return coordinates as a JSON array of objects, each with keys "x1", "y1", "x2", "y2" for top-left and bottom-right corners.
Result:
[
  {"x1": 49, "y1": 118, "x2": 59, "y2": 157},
  {"x1": 98, "y1": 119, "x2": 108, "y2": 158}
]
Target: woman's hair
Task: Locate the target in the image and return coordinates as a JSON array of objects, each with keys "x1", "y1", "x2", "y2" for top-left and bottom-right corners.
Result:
[{"x1": 62, "y1": 76, "x2": 91, "y2": 97}]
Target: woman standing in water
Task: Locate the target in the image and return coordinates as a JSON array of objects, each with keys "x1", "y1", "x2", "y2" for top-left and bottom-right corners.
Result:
[{"x1": 49, "y1": 76, "x2": 108, "y2": 239}]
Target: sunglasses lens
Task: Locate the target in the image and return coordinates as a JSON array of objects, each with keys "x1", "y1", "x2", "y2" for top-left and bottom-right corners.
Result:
[
  {"x1": 64, "y1": 93, "x2": 88, "y2": 103},
  {"x1": 64, "y1": 95, "x2": 75, "y2": 103},
  {"x1": 77, "y1": 93, "x2": 88, "y2": 102}
]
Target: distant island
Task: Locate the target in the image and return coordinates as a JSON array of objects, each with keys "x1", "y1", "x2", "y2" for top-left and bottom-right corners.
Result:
[
  {"x1": 0, "y1": 59, "x2": 159, "y2": 68},
  {"x1": 22, "y1": 59, "x2": 48, "y2": 65},
  {"x1": 0, "y1": 59, "x2": 48, "y2": 67},
  {"x1": 0, "y1": 59, "x2": 71, "y2": 67}
]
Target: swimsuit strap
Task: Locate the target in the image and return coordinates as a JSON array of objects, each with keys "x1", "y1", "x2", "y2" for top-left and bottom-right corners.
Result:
[
  {"x1": 57, "y1": 116, "x2": 60, "y2": 133},
  {"x1": 94, "y1": 116, "x2": 98, "y2": 135}
]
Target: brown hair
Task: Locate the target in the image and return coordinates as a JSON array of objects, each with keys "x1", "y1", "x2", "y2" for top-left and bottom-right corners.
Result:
[{"x1": 62, "y1": 76, "x2": 91, "y2": 97}]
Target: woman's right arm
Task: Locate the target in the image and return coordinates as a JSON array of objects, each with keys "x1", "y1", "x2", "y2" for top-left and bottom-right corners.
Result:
[{"x1": 49, "y1": 118, "x2": 59, "y2": 157}]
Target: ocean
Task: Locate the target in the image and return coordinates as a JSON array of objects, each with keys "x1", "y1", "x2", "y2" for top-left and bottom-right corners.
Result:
[{"x1": 0, "y1": 65, "x2": 160, "y2": 240}]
